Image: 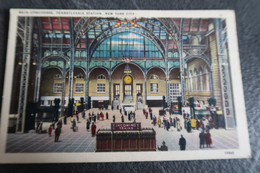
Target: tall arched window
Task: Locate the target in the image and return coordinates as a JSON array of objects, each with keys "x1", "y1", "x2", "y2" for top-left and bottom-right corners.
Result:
[
  {"x1": 198, "y1": 67, "x2": 203, "y2": 91},
  {"x1": 203, "y1": 67, "x2": 210, "y2": 91},
  {"x1": 93, "y1": 32, "x2": 163, "y2": 58}
]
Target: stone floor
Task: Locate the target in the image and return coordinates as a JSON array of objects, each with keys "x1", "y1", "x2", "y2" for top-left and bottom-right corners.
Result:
[{"x1": 5, "y1": 108, "x2": 239, "y2": 153}]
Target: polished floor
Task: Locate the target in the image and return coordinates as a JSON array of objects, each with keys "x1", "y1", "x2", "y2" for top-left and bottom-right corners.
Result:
[{"x1": 6, "y1": 108, "x2": 239, "y2": 153}]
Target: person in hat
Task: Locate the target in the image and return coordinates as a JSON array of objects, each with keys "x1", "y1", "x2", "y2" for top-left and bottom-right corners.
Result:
[
  {"x1": 158, "y1": 141, "x2": 168, "y2": 151},
  {"x1": 179, "y1": 135, "x2": 186, "y2": 150}
]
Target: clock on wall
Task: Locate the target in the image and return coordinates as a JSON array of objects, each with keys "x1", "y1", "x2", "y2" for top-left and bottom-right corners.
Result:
[{"x1": 124, "y1": 75, "x2": 132, "y2": 84}]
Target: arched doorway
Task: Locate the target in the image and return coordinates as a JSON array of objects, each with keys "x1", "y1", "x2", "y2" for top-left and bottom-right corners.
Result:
[
  {"x1": 112, "y1": 63, "x2": 145, "y2": 104},
  {"x1": 123, "y1": 74, "x2": 133, "y2": 100}
]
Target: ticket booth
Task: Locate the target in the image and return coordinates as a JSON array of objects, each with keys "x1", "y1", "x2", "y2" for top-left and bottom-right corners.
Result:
[{"x1": 96, "y1": 123, "x2": 156, "y2": 152}]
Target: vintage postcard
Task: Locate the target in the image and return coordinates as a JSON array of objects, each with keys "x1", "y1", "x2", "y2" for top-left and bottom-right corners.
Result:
[{"x1": 0, "y1": 9, "x2": 251, "y2": 163}]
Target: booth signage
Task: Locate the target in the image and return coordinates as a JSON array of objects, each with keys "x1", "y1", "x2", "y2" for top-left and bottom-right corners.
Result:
[{"x1": 111, "y1": 123, "x2": 141, "y2": 131}]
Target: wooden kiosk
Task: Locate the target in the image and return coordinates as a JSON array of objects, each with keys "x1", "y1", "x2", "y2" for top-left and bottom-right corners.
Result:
[{"x1": 96, "y1": 123, "x2": 156, "y2": 152}]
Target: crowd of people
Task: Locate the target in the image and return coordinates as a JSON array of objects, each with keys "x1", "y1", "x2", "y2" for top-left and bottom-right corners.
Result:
[
  {"x1": 42, "y1": 106, "x2": 213, "y2": 150},
  {"x1": 142, "y1": 107, "x2": 213, "y2": 150}
]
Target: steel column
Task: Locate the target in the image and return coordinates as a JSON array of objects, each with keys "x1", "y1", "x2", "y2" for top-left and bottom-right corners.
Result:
[
  {"x1": 179, "y1": 19, "x2": 186, "y2": 105},
  {"x1": 16, "y1": 17, "x2": 33, "y2": 133},
  {"x1": 33, "y1": 18, "x2": 42, "y2": 103},
  {"x1": 68, "y1": 18, "x2": 75, "y2": 99}
]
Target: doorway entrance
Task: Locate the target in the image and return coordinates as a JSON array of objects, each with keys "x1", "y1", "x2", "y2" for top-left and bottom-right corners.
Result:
[{"x1": 123, "y1": 75, "x2": 133, "y2": 102}]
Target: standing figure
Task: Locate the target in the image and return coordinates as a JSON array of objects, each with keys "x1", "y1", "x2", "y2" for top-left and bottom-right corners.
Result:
[
  {"x1": 113, "y1": 115, "x2": 116, "y2": 122},
  {"x1": 158, "y1": 141, "x2": 168, "y2": 151},
  {"x1": 57, "y1": 119, "x2": 62, "y2": 129},
  {"x1": 86, "y1": 119, "x2": 90, "y2": 131},
  {"x1": 37, "y1": 121, "x2": 43, "y2": 134},
  {"x1": 191, "y1": 117, "x2": 196, "y2": 129},
  {"x1": 54, "y1": 126, "x2": 61, "y2": 142},
  {"x1": 184, "y1": 118, "x2": 187, "y2": 129},
  {"x1": 76, "y1": 111, "x2": 79, "y2": 122},
  {"x1": 153, "y1": 116, "x2": 157, "y2": 126},
  {"x1": 199, "y1": 130, "x2": 205, "y2": 148},
  {"x1": 121, "y1": 115, "x2": 124, "y2": 122},
  {"x1": 128, "y1": 112, "x2": 131, "y2": 121},
  {"x1": 106, "y1": 112, "x2": 109, "y2": 120},
  {"x1": 93, "y1": 114, "x2": 97, "y2": 123},
  {"x1": 169, "y1": 117, "x2": 173, "y2": 126},
  {"x1": 91, "y1": 122, "x2": 97, "y2": 137},
  {"x1": 101, "y1": 112, "x2": 104, "y2": 120},
  {"x1": 196, "y1": 119, "x2": 200, "y2": 130},
  {"x1": 186, "y1": 120, "x2": 192, "y2": 133},
  {"x1": 179, "y1": 135, "x2": 186, "y2": 150},
  {"x1": 48, "y1": 125, "x2": 53, "y2": 137},
  {"x1": 177, "y1": 118, "x2": 181, "y2": 131},
  {"x1": 145, "y1": 111, "x2": 148, "y2": 119},
  {"x1": 205, "y1": 131, "x2": 212, "y2": 148},
  {"x1": 149, "y1": 107, "x2": 153, "y2": 120},
  {"x1": 97, "y1": 113, "x2": 100, "y2": 120},
  {"x1": 183, "y1": 110, "x2": 186, "y2": 119},
  {"x1": 166, "y1": 120, "x2": 171, "y2": 131},
  {"x1": 72, "y1": 119, "x2": 77, "y2": 132},
  {"x1": 82, "y1": 110, "x2": 86, "y2": 119},
  {"x1": 157, "y1": 117, "x2": 161, "y2": 128},
  {"x1": 163, "y1": 116, "x2": 167, "y2": 129},
  {"x1": 173, "y1": 117, "x2": 176, "y2": 128}
]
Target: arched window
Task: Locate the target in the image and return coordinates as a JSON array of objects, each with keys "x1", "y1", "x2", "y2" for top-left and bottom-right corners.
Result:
[
  {"x1": 97, "y1": 74, "x2": 106, "y2": 80},
  {"x1": 150, "y1": 74, "x2": 159, "y2": 80},
  {"x1": 93, "y1": 32, "x2": 163, "y2": 58},
  {"x1": 198, "y1": 67, "x2": 203, "y2": 91},
  {"x1": 203, "y1": 67, "x2": 210, "y2": 91}
]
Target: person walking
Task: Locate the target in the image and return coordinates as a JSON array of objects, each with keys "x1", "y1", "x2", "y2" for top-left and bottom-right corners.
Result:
[
  {"x1": 48, "y1": 125, "x2": 53, "y2": 137},
  {"x1": 91, "y1": 122, "x2": 97, "y2": 137},
  {"x1": 54, "y1": 126, "x2": 61, "y2": 142},
  {"x1": 76, "y1": 111, "x2": 79, "y2": 123},
  {"x1": 121, "y1": 115, "x2": 124, "y2": 122},
  {"x1": 199, "y1": 130, "x2": 205, "y2": 148},
  {"x1": 72, "y1": 119, "x2": 77, "y2": 132},
  {"x1": 97, "y1": 113, "x2": 100, "y2": 121},
  {"x1": 86, "y1": 119, "x2": 90, "y2": 132},
  {"x1": 177, "y1": 118, "x2": 181, "y2": 131},
  {"x1": 82, "y1": 109, "x2": 86, "y2": 119},
  {"x1": 205, "y1": 131, "x2": 212, "y2": 148},
  {"x1": 145, "y1": 111, "x2": 148, "y2": 119},
  {"x1": 166, "y1": 120, "x2": 171, "y2": 131},
  {"x1": 93, "y1": 114, "x2": 97, "y2": 123},
  {"x1": 149, "y1": 110, "x2": 153, "y2": 120},
  {"x1": 157, "y1": 117, "x2": 161, "y2": 128},
  {"x1": 106, "y1": 112, "x2": 109, "y2": 120},
  {"x1": 113, "y1": 115, "x2": 116, "y2": 123},
  {"x1": 179, "y1": 135, "x2": 186, "y2": 150},
  {"x1": 191, "y1": 117, "x2": 196, "y2": 129},
  {"x1": 186, "y1": 120, "x2": 192, "y2": 133}
]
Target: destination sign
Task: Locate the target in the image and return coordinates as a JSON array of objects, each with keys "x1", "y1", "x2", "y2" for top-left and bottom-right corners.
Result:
[{"x1": 111, "y1": 123, "x2": 141, "y2": 131}]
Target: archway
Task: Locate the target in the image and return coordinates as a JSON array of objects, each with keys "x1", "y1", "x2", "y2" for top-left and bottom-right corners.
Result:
[{"x1": 112, "y1": 63, "x2": 145, "y2": 103}]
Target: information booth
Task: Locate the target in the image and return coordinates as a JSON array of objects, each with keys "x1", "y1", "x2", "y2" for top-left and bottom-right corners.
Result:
[{"x1": 96, "y1": 123, "x2": 156, "y2": 152}]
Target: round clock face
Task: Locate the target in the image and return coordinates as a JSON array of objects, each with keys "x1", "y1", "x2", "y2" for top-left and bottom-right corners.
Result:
[{"x1": 124, "y1": 75, "x2": 132, "y2": 84}]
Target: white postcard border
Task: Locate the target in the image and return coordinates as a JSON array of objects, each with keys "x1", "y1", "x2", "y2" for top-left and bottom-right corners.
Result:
[{"x1": 0, "y1": 9, "x2": 251, "y2": 163}]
